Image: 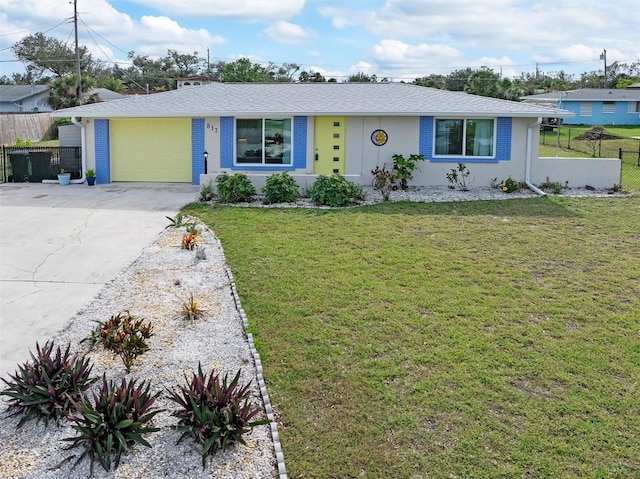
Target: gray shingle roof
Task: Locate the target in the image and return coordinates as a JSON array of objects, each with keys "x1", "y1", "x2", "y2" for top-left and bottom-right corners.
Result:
[
  {"x1": 522, "y1": 88, "x2": 640, "y2": 102},
  {"x1": 0, "y1": 85, "x2": 49, "y2": 102},
  {"x1": 52, "y1": 82, "x2": 573, "y2": 118}
]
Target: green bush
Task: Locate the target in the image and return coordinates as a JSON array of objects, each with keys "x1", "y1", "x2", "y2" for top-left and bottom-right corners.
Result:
[
  {"x1": 262, "y1": 172, "x2": 300, "y2": 204},
  {"x1": 216, "y1": 173, "x2": 256, "y2": 203},
  {"x1": 14, "y1": 137, "x2": 33, "y2": 147},
  {"x1": 539, "y1": 179, "x2": 567, "y2": 194},
  {"x1": 309, "y1": 174, "x2": 363, "y2": 207},
  {"x1": 500, "y1": 177, "x2": 521, "y2": 193},
  {"x1": 392, "y1": 153, "x2": 425, "y2": 190}
]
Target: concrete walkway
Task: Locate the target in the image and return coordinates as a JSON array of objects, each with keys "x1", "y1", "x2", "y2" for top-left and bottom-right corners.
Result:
[{"x1": 0, "y1": 182, "x2": 199, "y2": 378}]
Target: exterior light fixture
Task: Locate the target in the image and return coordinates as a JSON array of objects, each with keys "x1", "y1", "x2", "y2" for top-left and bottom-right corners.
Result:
[{"x1": 203, "y1": 151, "x2": 209, "y2": 174}]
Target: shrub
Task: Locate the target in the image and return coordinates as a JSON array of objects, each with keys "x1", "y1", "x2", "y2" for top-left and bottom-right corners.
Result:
[
  {"x1": 176, "y1": 293, "x2": 206, "y2": 321},
  {"x1": 392, "y1": 153, "x2": 425, "y2": 190},
  {"x1": 308, "y1": 174, "x2": 363, "y2": 207},
  {"x1": 165, "y1": 213, "x2": 193, "y2": 229},
  {"x1": 500, "y1": 177, "x2": 521, "y2": 193},
  {"x1": 199, "y1": 183, "x2": 214, "y2": 202},
  {"x1": 371, "y1": 165, "x2": 395, "y2": 201},
  {"x1": 539, "y1": 179, "x2": 568, "y2": 195},
  {"x1": 1, "y1": 342, "x2": 96, "y2": 428},
  {"x1": 216, "y1": 173, "x2": 256, "y2": 203},
  {"x1": 96, "y1": 311, "x2": 153, "y2": 373},
  {"x1": 262, "y1": 172, "x2": 300, "y2": 204},
  {"x1": 181, "y1": 232, "x2": 198, "y2": 250},
  {"x1": 64, "y1": 376, "x2": 162, "y2": 475},
  {"x1": 13, "y1": 137, "x2": 33, "y2": 147},
  {"x1": 446, "y1": 163, "x2": 473, "y2": 191},
  {"x1": 167, "y1": 364, "x2": 268, "y2": 468}
]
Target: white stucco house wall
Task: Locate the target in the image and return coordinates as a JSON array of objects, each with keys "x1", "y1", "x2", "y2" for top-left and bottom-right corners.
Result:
[{"x1": 51, "y1": 82, "x2": 621, "y2": 190}]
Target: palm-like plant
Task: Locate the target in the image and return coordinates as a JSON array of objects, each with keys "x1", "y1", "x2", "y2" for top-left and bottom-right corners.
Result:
[{"x1": 47, "y1": 74, "x2": 99, "y2": 110}]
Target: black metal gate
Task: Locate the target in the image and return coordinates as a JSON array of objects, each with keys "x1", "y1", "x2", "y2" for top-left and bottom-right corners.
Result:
[{"x1": 1, "y1": 146, "x2": 82, "y2": 183}]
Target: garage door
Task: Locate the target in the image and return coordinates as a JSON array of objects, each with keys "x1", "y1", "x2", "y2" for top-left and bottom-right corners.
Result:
[{"x1": 110, "y1": 119, "x2": 191, "y2": 182}]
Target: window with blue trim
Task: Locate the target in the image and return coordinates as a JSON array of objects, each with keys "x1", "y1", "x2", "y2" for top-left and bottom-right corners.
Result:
[
  {"x1": 236, "y1": 118, "x2": 292, "y2": 165},
  {"x1": 434, "y1": 118, "x2": 495, "y2": 158}
]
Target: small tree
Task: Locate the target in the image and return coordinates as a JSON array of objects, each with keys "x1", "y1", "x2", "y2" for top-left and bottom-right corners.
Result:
[{"x1": 392, "y1": 154, "x2": 425, "y2": 190}]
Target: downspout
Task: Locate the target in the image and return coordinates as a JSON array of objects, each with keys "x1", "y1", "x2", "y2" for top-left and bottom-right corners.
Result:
[
  {"x1": 70, "y1": 116, "x2": 86, "y2": 184},
  {"x1": 525, "y1": 117, "x2": 546, "y2": 196},
  {"x1": 43, "y1": 116, "x2": 86, "y2": 184}
]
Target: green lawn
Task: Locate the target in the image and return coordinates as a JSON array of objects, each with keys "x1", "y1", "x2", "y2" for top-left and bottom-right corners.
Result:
[{"x1": 185, "y1": 197, "x2": 640, "y2": 479}]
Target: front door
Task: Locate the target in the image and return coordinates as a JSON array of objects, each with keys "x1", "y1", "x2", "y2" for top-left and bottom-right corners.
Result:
[{"x1": 314, "y1": 116, "x2": 345, "y2": 175}]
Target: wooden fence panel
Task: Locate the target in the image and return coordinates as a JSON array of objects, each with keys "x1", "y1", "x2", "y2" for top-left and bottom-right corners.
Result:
[{"x1": 0, "y1": 113, "x2": 55, "y2": 145}]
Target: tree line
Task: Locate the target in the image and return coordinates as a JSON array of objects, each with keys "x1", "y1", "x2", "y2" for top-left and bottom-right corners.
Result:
[{"x1": 2, "y1": 33, "x2": 639, "y2": 109}]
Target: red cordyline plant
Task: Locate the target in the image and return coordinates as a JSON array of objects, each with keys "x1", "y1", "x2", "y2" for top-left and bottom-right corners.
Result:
[{"x1": 167, "y1": 363, "x2": 269, "y2": 468}]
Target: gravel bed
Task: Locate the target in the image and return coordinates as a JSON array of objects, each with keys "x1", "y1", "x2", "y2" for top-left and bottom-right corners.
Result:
[
  {"x1": 0, "y1": 226, "x2": 280, "y2": 479},
  {"x1": 0, "y1": 184, "x2": 627, "y2": 479},
  {"x1": 224, "y1": 185, "x2": 627, "y2": 208}
]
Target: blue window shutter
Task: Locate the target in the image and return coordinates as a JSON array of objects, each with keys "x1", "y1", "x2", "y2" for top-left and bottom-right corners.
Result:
[
  {"x1": 220, "y1": 116, "x2": 234, "y2": 168},
  {"x1": 496, "y1": 117, "x2": 512, "y2": 161},
  {"x1": 419, "y1": 116, "x2": 433, "y2": 158},
  {"x1": 191, "y1": 118, "x2": 205, "y2": 183},
  {"x1": 293, "y1": 116, "x2": 307, "y2": 169},
  {"x1": 94, "y1": 119, "x2": 110, "y2": 183}
]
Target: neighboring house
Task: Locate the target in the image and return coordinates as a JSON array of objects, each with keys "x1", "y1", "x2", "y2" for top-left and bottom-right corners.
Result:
[
  {"x1": 522, "y1": 88, "x2": 640, "y2": 126},
  {"x1": 85, "y1": 88, "x2": 127, "y2": 102},
  {"x1": 51, "y1": 82, "x2": 620, "y2": 189},
  {"x1": 0, "y1": 85, "x2": 52, "y2": 112},
  {"x1": 176, "y1": 75, "x2": 217, "y2": 89}
]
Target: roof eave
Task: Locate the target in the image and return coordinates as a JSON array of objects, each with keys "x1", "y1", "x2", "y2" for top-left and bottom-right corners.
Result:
[{"x1": 52, "y1": 110, "x2": 575, "y2": 118}]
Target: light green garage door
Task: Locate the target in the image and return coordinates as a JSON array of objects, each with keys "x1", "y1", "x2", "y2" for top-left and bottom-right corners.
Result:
[{"x1": 110, "y1": 118, "x2": 191, "y2": 182}]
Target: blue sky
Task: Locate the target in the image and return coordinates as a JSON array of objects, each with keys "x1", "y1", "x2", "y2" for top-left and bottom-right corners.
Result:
[{"x1": 1, "y1": 0, "x2": 638, "y2": 82}]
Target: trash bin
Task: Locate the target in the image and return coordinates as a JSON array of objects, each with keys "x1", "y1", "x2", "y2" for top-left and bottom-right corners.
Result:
[
  {"x1": 9, "y1": 151, "x2": 30, "y2": 182},
  {"x1": 28, "y1": 151, "x2": 54, "y2": 182}
]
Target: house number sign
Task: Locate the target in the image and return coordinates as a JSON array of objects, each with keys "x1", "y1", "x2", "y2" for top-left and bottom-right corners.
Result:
[{"x1": 371, "y1": 129, "x2": 388, "y2": 146}]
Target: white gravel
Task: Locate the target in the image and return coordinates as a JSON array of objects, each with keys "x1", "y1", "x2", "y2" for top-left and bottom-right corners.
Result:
[
  {"x1": 0, "y1": 183, "x2": 627, "y2": 479},
  {"x1": 225, "y1": 184, "x2": 626, "y2": 209}
]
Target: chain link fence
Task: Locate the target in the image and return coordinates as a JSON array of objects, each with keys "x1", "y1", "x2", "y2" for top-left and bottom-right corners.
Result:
[{"x1": 619, "y1": 147, "x2": 640, "y2": 191}]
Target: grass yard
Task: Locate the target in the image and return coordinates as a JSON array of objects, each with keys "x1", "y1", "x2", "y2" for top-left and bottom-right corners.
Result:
[{"x1": 185, "y1": 197, "x2": 640, "y2": 479}]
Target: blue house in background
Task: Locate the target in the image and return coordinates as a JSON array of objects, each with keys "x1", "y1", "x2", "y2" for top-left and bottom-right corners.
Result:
[{"x1": 522, "y1": 88, "x2": 640, "y2": 126}]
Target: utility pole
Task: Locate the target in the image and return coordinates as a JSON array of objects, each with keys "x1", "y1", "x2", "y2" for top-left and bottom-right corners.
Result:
[
  {"x1": 600, "y1": 49, "x2": 607, "y2": 88},
  {"x1": 73, "y1": 0, "x2": 83, "y2": 103},
  {"x1": 207, "y1": 47, "x2": 210, "y2": 79}
]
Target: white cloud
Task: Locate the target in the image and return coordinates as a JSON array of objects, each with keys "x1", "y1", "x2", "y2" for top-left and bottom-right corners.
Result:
[
  {"x1": 321, "y1": 0, "x2": 637, "y2": 75},
  {"x1": 262, "y1": 21, "x2": 316, "y2": 44},
  {"x1": 372, "y1": 39, "x2": 463, "y2": 64},
  {"x1": 131, "y1": 16, "x2": 225, "y2": 57},
  {"x1": 317, "y1": 6, "x2": 358, "y2": 29},
  {"x1": 127, "y1": 0, "x2": 305, "y2": 22}
]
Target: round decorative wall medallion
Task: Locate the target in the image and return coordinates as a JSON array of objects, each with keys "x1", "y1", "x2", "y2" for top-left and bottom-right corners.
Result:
[{"x1": 371, "y1": 129, "x2": 388, "y2": 146}]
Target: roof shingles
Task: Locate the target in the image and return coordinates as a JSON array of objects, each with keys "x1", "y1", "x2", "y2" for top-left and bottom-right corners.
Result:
[{"x1": 53, "y1": 82, "x2": 572, "y2": 118}]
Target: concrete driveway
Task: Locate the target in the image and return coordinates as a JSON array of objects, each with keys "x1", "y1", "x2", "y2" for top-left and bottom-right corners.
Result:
[{"x1": 0, "y1": 182, "x2": 199, "y2": 378}]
